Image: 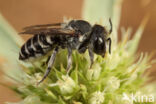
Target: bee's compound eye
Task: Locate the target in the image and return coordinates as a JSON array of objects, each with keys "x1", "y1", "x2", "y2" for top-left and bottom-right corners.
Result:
[
  {"x1": 79, "y1": 35, "x2": 84, "y2": 42},
  {"x1": 98, "y1": 37, "x2": 103, "y2": 44}
]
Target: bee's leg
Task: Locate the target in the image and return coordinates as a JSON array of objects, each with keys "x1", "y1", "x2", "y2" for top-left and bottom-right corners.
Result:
[
  {"x1": 41, "y1": 56, "x2": 51, "y2": 67},
  {"x1": 107, "y1": 38, "x2": 111, "y2": 54},
  {"x1": 45, "y1": 56, "x2": 51, "y2": 64},
  {"x1": 78, "y1": 47, "x2": 87, "y2": 53},
  {"x1": 37, "y1": 47, "x2": 59, "y2": 85},
  {"x1": 89, "y1": 48, "x2": 94, "y2": 69},
  {"x1": 66, "y1": 47, "x2": 72, "y2": 74}
]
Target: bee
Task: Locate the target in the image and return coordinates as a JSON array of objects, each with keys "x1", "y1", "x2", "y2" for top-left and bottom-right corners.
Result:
[{"x1": 19, "y1": 19, "x2": 112, "y2": 84}]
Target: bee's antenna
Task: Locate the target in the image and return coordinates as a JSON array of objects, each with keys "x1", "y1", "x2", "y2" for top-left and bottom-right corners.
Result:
[{"x1": 109, "y1": 18, "x2": 112, "y2": 34}]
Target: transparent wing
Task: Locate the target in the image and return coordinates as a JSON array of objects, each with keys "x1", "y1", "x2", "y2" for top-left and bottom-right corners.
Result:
[
  {"x1": 23, "y1": 23, "x2": 64, "y2": 30},
  {"x1": 19, "y1": 23, "x2": 77, "y2": 36},
  {"x1": 20, "y1": 28, "x2": 76, "y2": 36}
]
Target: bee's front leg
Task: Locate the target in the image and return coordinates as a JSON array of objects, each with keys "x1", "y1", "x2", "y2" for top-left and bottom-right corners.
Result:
[
  {"x1": 89, "y1": 48, "x2": 94, "y2": 69},
  {"x1": 66, "y1": 47, "x2": 72, "y2": 74},
  {"x1": 37, "y1": 47, "x2": 59, "y2": 85}
]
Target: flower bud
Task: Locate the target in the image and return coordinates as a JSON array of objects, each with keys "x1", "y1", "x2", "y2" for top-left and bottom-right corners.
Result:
[
  {"x1": 86, "y1": 63, "x2": 101, "y2": 80},
  {"x1": 114, "y1": 94, "x2": 133, "y2": 104},
  {"x1": 88, "y1": 91, "x2": 105, "y2": 104},
  {"x1": 57, "y1": 75, "x2": 76, "y2": 95},
  {"x1": 106, "y1": 76, "x2": 120, "y2": 91},
  {"x1": 73, "y1": 101, "x2": 83, "y2": 104}
]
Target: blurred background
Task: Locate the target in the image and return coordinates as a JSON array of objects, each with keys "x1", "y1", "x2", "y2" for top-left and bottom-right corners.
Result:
[{"x1": 0, "y1": 0, "x2": 155, "y2": 103}]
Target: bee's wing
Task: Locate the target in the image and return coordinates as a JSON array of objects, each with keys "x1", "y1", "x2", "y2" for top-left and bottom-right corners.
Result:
[
  {"x1": 20, "y1": 27, "x2": 76, "y2": 36},
  {"x1": 23, "y1": 23, "x2": 65, "y2": 30}
]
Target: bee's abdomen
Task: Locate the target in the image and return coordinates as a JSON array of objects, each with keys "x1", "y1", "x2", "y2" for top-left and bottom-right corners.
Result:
[{"x1": 19, "y1": 34, "x2": 54, "y2": 60}]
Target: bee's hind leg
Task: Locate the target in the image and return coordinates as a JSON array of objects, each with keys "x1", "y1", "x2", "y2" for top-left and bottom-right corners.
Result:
[
  {"x1": 41, "y1": 56, "x2": 51, "y2": 67},
  {"x1": 37, "y1": 47, "x2": 59, "y2": 85},
  {"x1": 66, "y1": 47, "x2": 72, "y2": 75}
]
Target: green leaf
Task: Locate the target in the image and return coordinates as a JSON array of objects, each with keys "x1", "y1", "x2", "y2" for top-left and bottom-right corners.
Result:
[
  {"x1": 70, "y1": 67, "x2": 78, "y2": 84},
  {"x1": 0, "y1": 14, "x2": 23, "y2": 63},
  {"x1": 82, "y1": 0, "x2": 123, "y2": 29},
  {"x1": 128, "y1": 16, "x2": 149, "y2": 55},
  {"x1": 0, "y1": 14, "x2": 26, "y2": 84}
]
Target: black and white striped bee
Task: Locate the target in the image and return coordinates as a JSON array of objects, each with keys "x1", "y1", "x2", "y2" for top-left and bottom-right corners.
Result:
[{"x1": 19, "y1": 19, "x2": 112, "y2": 84}]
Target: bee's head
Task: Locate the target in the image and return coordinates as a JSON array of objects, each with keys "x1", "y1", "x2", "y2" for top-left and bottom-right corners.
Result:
[
  {"x1": 90, "y1": 25, "x2": 106, "y2": 57},
  {"x1": 90, "y1": 19, "x2": 112, "y2": 57}
]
